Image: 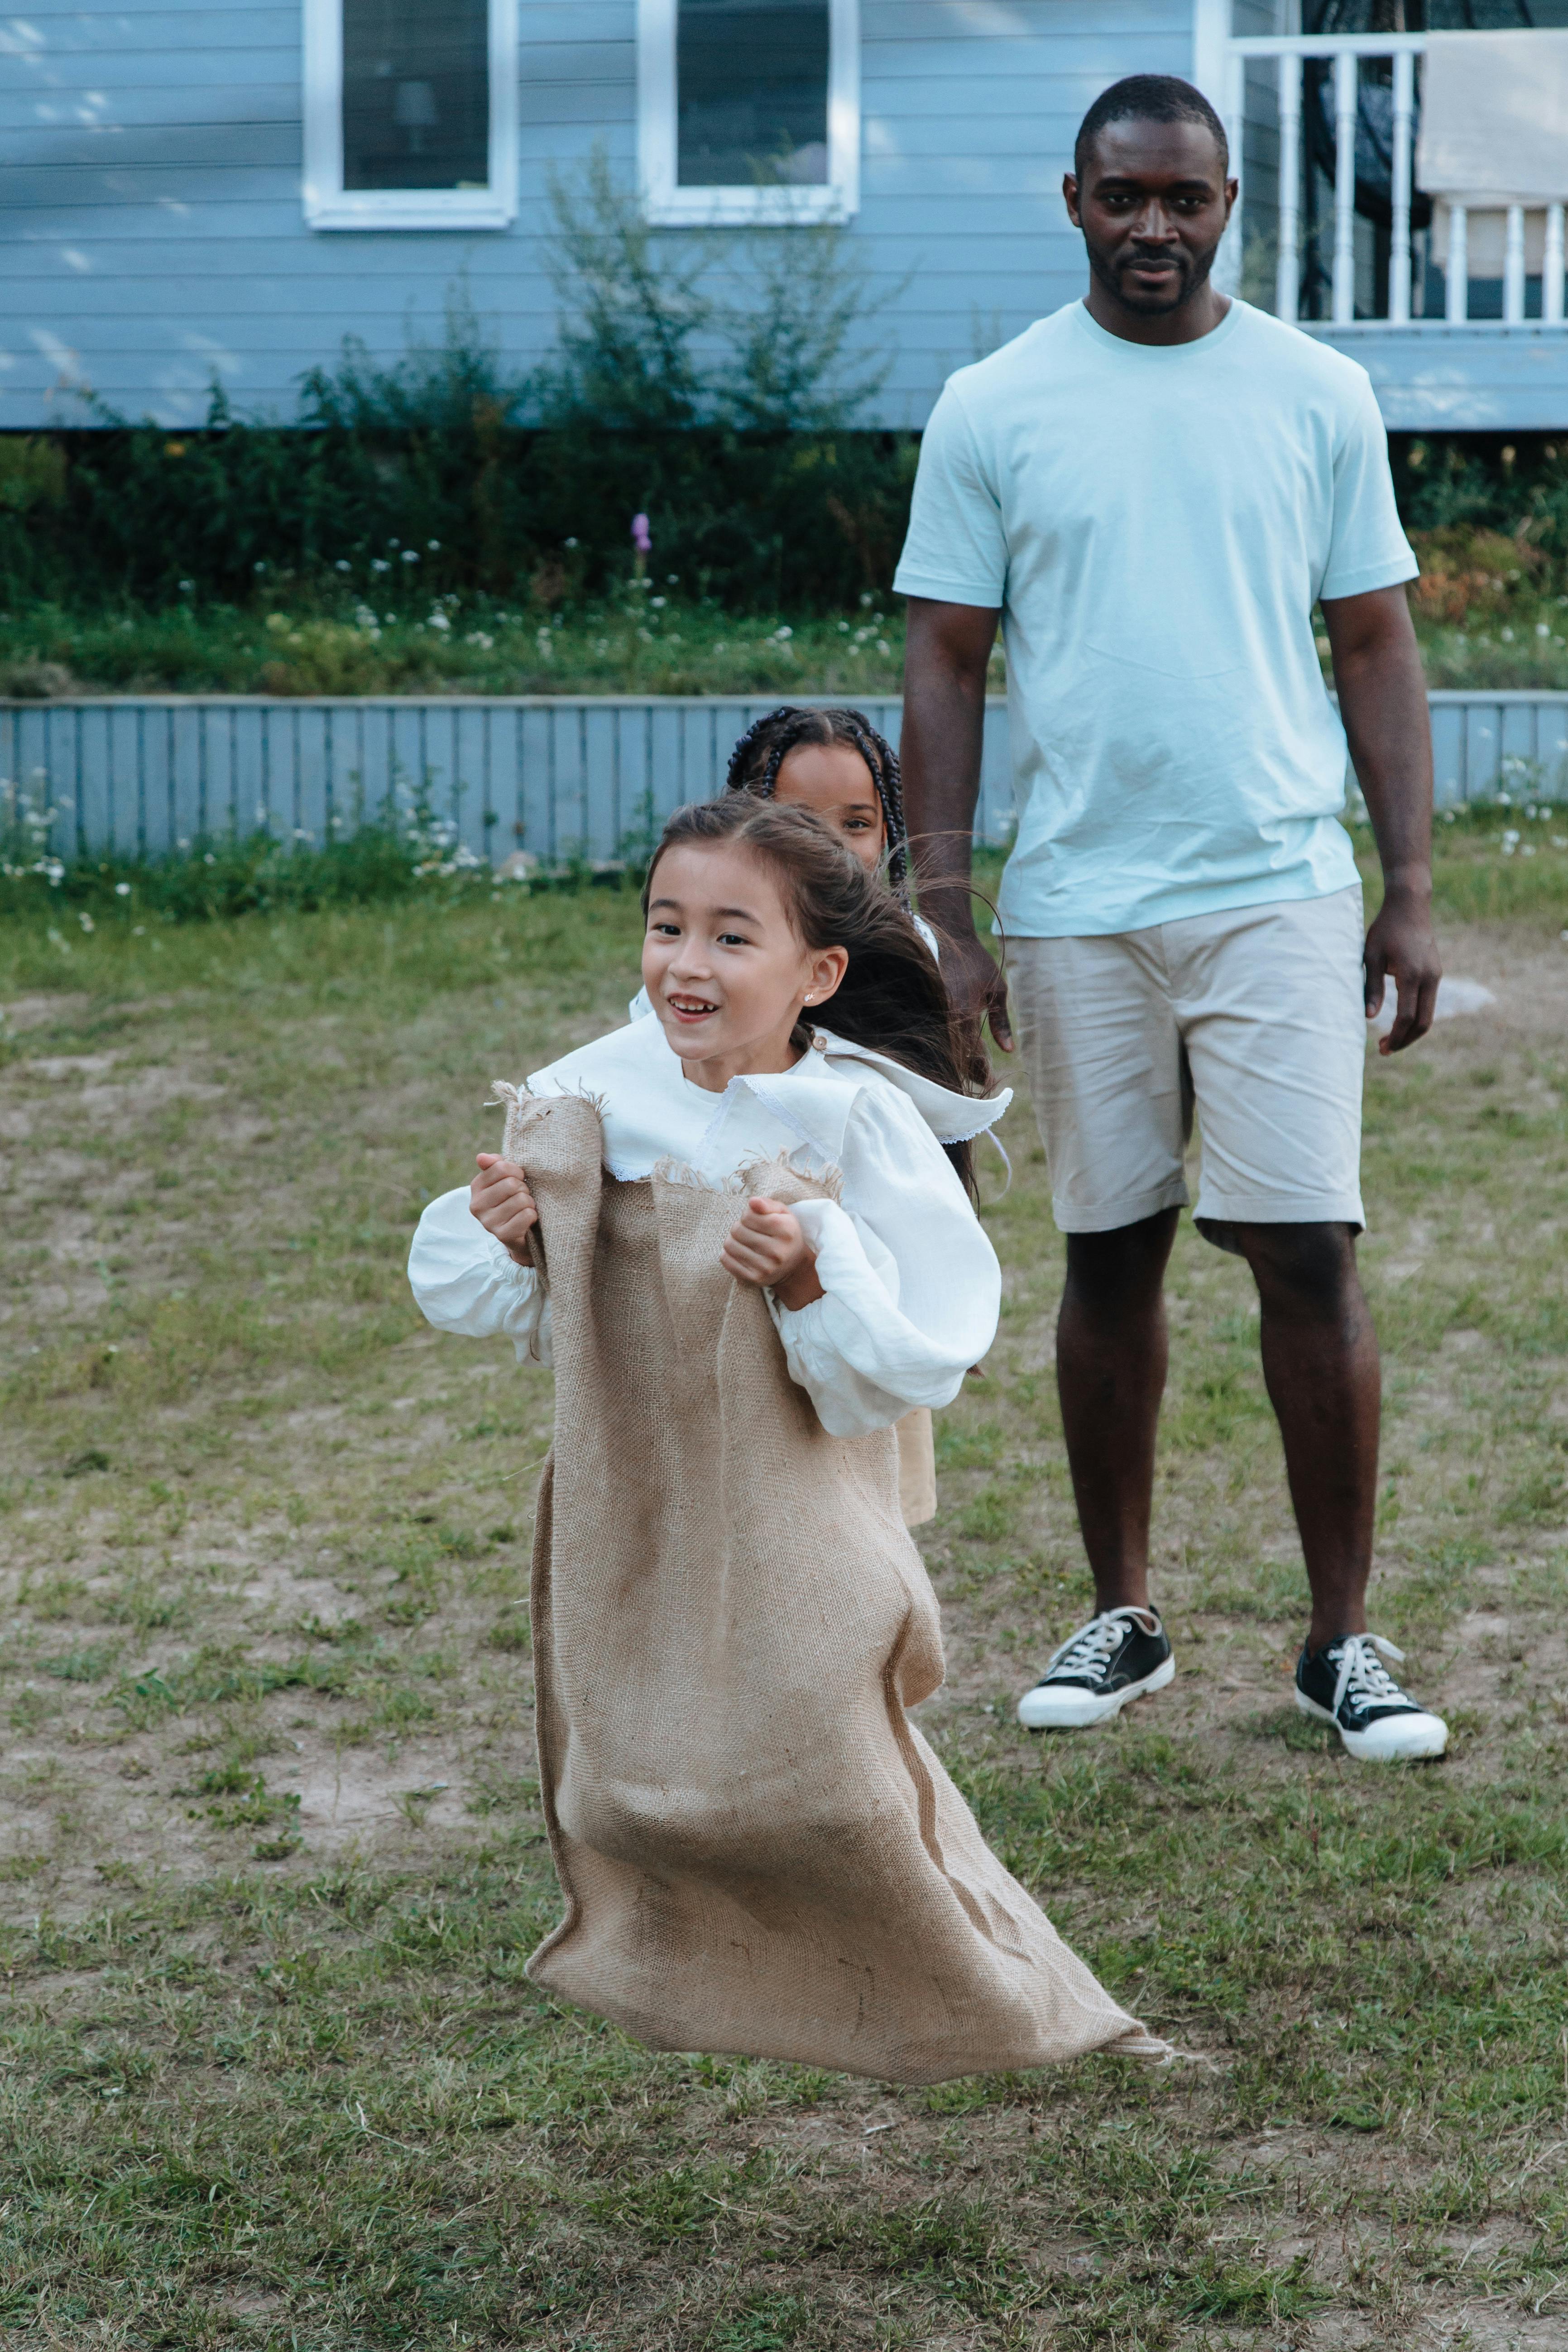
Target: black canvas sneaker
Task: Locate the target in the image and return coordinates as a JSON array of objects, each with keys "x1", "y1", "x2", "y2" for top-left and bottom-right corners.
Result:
[
  {"x1": 1017, "y1": 1607, "x2": 1175, "y2": 1731},
  {"x1": 1295, "y1": 1633, "x2": 1448, "y2": 1761}
]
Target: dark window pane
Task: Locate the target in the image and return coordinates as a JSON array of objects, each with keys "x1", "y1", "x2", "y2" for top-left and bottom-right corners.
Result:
[
  {"x1": 343, "y1": 0, "x2": 490, "y2": 192},
  {"x1": 1300, "y1": 3, "x2": 1568, "y2": 25},
  {"x1": 677, "y1": 0, "x2": 830, "y2": 187}
]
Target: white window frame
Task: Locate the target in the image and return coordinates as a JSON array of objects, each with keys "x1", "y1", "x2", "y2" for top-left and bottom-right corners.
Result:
[
  {"x1": 302, "y1": 0, "x2": 518, "y2": 230},
  {"x1": 638, "y1": 0, "x2": 860, "y2": 226}
]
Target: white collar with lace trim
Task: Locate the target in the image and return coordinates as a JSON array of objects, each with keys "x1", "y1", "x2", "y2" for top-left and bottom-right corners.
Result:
[{"x1": 526, "y1": 1013, "x2": 1010, "y2": 1185}]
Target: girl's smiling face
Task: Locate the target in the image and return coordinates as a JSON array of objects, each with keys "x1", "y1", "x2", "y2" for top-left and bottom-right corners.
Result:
[
  {"x1": 642, "y1": 841, "x2": 849, "y2": 1092},
  {"x1": 768, "y1": 743, "x2": 887, "y2": 875}
]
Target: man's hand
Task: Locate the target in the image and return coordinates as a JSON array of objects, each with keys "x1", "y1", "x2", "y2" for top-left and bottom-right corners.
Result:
[
  {"x1": 470, "y1": 1152, "x2": 538, "y2": 1266},
  {"x1": 721, "y1": 1196, "x2": 825, "y2": 1312},
  {"x1": 1363, "y1": 888, "x2": 1441, "y2": 1055},
  {"x1": 941, "y1": 929, "x2": 1014, "y2": 1053}
]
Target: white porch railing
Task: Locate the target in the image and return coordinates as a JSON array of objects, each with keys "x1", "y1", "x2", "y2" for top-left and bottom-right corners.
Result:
[{"x1": 1220, "y1": 29, "x2": 1568, "y2": 327}]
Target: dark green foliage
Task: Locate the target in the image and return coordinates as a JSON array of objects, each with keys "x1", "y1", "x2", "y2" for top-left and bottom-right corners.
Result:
[
  {"x1": 0, "y1": 404, "x2": 918, "y2": 619},
  {"x1": 0, "y1": 162, "x2": 913, "y2": 617},
  {"x1": 1391, "y1": 431, "x2": 1568, "y2": 562}
]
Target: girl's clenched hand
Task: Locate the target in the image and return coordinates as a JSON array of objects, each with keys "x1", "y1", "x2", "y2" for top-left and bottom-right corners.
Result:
[
  {"x1": 470, "y1": 1153, "x2": 538, "y2": 1267},
  {"x1": 720, "y1": 1195, "x2": 825, "y2": 1313}
]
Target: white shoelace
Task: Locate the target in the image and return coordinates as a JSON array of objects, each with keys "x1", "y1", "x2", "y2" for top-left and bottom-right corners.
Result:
[
  {"x1": 1043, "y1": 1606, "x2": 1159, "y2": 1686},
  {"x1": 1330, "y1": 1633, "x2": 1414, "y2": 1718}
]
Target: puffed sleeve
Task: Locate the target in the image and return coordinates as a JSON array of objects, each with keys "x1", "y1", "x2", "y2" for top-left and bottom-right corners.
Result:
[
  {"x1": 768, "y1": 1087, "x2": 1000, "y2": 1436},
  {"x1": 407, "y1": 1188, "x2": 552, "y2": 1365}
]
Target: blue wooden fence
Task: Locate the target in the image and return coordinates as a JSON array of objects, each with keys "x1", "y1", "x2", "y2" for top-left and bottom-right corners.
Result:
[{"x1": 3, "y1": 690, "x2": 1566, "y2": 866}]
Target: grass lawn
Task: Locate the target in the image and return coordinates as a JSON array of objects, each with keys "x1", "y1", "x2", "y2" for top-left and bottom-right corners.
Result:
[{"x1": 1, "y1": 829, "x2": 1567, "y2": 2349}]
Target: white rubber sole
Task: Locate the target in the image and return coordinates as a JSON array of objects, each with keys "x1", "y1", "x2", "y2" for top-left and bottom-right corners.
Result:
[
  {"x1": 1018, "y1": 1653, "x2": 1175, "y2": 1732},
  {"x1": 1294, "y1": 1687, "x2": 1449, "y2": 1760}
]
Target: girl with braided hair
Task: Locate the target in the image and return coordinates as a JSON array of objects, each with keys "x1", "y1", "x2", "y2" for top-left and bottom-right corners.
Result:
[{"x1": 723, "y1": 704, "x2": 911, "y2": 899}]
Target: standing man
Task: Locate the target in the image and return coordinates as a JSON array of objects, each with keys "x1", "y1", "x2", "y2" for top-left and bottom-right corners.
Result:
[{"x1": 895, "y1": 73, "x2": 1448, "y2": 1762}]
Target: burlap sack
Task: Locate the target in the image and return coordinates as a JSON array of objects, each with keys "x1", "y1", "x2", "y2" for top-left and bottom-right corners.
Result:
[
  {"x1": 504, "y1": 1088, "x2": 1165, "y2": 2083},
  {"x1": 895, "y1": 1408, "x2": 937, "y2": 1528}
]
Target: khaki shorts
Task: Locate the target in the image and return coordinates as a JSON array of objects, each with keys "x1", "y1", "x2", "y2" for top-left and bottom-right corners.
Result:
[{"x1": 1009, "y1": 887, "x2": 1367, "y2": 1250}]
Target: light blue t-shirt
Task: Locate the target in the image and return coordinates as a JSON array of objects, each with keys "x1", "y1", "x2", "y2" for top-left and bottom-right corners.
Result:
[{"x1": 893, "y1": 299, "x2": 1418, "y2": 939}]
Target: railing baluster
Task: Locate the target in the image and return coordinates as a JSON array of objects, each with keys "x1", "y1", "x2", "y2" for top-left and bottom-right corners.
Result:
[
  {"x1": 1445, "y1": 205, "x2": 1468, "y2": 322},
  {"x1": 1332, "y1": 50, "x2": 1357, "y2": 323},
  {"x1": 1547, "y1": 204, "x2": 1566, "y2": 326},
  {"x1": 1504, "y1": 204, "x2": 1526, "y2": 324},
  {"x1": 1276, "y1": 53, "x2": 1301, "y2": 322},
  {"x1": 1390, "y1": 49, "x2": 1413, "y2": 324}
]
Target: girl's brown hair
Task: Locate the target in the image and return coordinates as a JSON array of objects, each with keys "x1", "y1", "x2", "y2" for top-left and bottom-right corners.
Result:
[{"x1": 643, "y1": 796, "x2": 994, "y2": 1198}]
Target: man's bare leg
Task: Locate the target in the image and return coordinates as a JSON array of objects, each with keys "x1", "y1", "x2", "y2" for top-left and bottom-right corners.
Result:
[
  {"x1": 1233, "y1": 1221, "x2": 1379, "y2": 1651},
  {"x1": 1056, "y1": 1214, "x2": 1377, "y2": 1648},
  {"x1": 1055, "y1": 1208, "x2": 1180, "y2": 1614}
]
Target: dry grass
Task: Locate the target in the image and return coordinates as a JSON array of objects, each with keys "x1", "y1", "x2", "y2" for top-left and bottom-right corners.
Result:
[{"x1": 1, "y1": 850, "x2": 1567, "y2": 2349}]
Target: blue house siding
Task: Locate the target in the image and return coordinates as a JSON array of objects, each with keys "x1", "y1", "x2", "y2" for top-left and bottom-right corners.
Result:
[
  {"x1": 0, "y1": 0, "x2": 1191, "y2": 430},
  {"x1": 3, "y1": 0, "x2": 1565, "y2": 432}
]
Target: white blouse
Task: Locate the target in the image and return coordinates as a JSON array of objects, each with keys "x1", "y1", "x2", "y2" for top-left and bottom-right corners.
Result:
[{"x1": 408, "y1": 1012, "x2": 1010, "y2": 1439}]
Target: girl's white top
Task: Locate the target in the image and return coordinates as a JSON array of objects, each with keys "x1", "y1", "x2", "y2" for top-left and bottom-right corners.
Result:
[{"x1": 407, "y1": 1013, "x2": 1010, "y2": 1439}]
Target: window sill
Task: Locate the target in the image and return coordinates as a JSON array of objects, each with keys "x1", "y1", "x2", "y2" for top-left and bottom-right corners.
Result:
[
  {"x1": 641, "y1": 183, "x2": 853, "y2": 227},
  {"x1": 303, "y1": 188, "x2": 516, "y2": 231}
]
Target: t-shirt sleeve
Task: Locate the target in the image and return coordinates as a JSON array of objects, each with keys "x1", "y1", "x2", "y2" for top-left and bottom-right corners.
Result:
[
  {"x1": 1318, "y1": 375, "x2": 1419, "y2": 602},
  {"x1": 892, "y1": 382, "x2": 1007, "y2": 608}
]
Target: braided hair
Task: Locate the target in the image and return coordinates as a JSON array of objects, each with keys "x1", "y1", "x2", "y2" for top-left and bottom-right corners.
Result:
[{"x1": 724, "y1": 705, "x2": 909, "y2": 897}]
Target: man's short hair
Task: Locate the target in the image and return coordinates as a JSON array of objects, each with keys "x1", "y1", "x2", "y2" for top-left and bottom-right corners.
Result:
[{"x1": 1073, "y1": 74, "x2": 1229, "y2": 181}]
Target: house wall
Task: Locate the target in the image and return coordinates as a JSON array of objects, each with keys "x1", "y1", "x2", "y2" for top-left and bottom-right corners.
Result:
[
  {"x1": 0, "y1": 0, "x2": 1194, "y2": 431},
  {"x1": 4, "y1": 0, "x2": 1565, "y2": 434}
]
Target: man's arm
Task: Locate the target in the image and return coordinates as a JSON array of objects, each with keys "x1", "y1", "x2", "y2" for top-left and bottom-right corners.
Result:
[
  {"x1": 901, "y1": 594, "x2": 1012, "y2": 1049},
  {"x1": 1321, "y1": 582, "x2": 1441, "y2": 1056}
]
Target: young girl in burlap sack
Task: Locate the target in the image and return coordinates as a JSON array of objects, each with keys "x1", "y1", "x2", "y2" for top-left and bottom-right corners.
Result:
[
  {"x1": 409, "y1": 796, "x2": 1168, "y2": 2083},
  {"x1": 626, "y1": 703, "x2": 947, "y2": 1524}
]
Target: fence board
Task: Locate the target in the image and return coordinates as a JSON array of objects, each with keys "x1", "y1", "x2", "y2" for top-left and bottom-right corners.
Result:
[{"x1": 5, "y1": 691, "x2": 1567, "y2": 865}]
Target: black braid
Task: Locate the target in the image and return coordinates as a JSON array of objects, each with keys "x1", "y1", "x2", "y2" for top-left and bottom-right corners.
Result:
[
  {"x1": 843, "y1": 719, "x2": 908, "y2": 895},
  {"x1": 723, "y1": 707, "x2": 798, "y2": 795},
  {"x1": 723, "y1": 704, "x2": 910, "y2": 901}
]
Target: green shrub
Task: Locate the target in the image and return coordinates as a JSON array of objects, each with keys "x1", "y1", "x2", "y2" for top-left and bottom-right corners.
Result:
[
  {"x1": 0, "y1": 770, "x2": 505, "y2": 923},
  {"x1": 0, "y1": 160, "x2": 914, "y2": 617}
]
